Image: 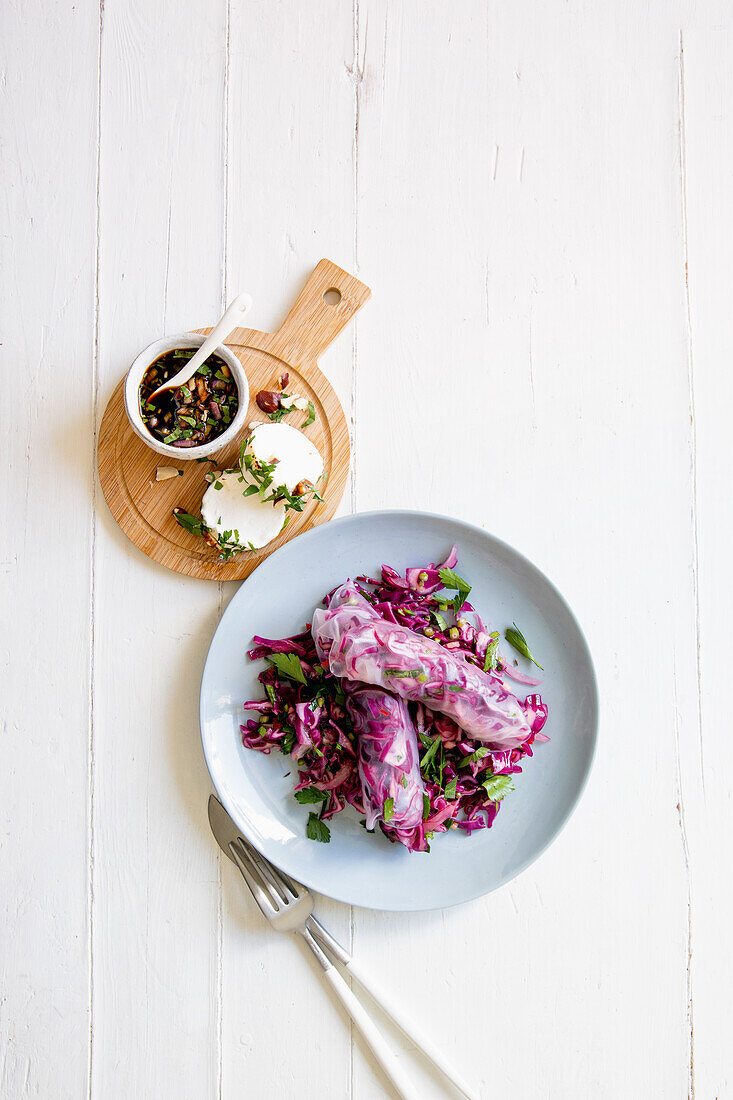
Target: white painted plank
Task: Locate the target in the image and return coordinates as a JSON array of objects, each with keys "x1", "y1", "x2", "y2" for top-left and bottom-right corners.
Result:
[
  {"x1": 676, "y1": 22, "x2": 733, "y2": 1100},
  {"x1": 220, "y1": 2, "x2": 358, "y2": 1096},
  {"x1": 4, "y1": 1, "x2": 733, "y2": 1097},
  {"x1": 352, "y1": 2, "x2": 696, "y2": 1096},
  {"x1": 0, "y1": 3, "x2": 99, "y2": 1096},
  {"x1": 91, "y1": 1, "x2": 227, "y2": 1096}
]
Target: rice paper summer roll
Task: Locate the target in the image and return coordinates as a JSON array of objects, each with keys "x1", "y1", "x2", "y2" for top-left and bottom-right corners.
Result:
[
  {"x1": 344, "y1": 682, "x2": 425, "y2": 841},
  {"x1": 312, "y1": 581, "x2": 532, "y2": 750}
]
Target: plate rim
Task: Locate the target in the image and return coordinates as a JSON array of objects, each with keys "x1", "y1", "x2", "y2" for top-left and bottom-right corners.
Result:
[{"x1": 200, "y1": 508, "x2": 599, "y2": 911}]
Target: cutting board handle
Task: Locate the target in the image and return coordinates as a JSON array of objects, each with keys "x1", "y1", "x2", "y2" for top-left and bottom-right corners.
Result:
[{"x1": 272, "y1": 259, "x2": 371, "y2": 363}]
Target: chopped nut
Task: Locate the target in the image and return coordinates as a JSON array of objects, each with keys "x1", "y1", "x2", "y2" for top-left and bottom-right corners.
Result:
[
  {"x1": 279, "y1": 371, "x2": 289, "y2": 389},
  {"x1": 293, "y1": 479, "x2": 314, "y2": 497},
  {"x1": 292, "y1": 396, "x2": 309, "y2": 411},
  {"x1": 279, "y1": 394, "x2": 296, "y2": 410},
  {"x1": 256, "y1": 389, "x2": 281, "y2": 413},
  {"x1": 156, "y1": 466, "x2": 184, "y2": 481}
]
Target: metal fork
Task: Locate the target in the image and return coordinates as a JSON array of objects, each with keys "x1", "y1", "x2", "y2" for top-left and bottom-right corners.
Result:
[{"x1": 209, "y1": 796, "x2": 478, "y2": 1100}]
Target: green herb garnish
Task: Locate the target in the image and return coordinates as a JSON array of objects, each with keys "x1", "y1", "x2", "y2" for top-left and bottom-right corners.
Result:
[
  {"x1": 504, "y1": 622, "x2": 544, "y2": 670},
  {"x1": 444, "y1": 777, "x2": 458, "y2": 800},
  {"x1": 173, "y1": 511, "x2": 205, "y2": 536},
  {"x1": 383, "y1": 797, "x2": 395, "y2": 823},
  {"x1": 267, "y1": 652, "x2": 307, "y2": 685},
  {"x1": 483, "y1": 632, "x2": 500, "y2": 672},
  {"x1": 430, "y1": 609, "x2": 448, "y2": 633},
  {"x1": 458, "y1": 746, "x2": 492, "y2": 768},
  {"x1": 420, "y1": 736, "x2": 441, "y2": 770},
  {"x1": 302, "y1": 401, "x2": 316, "y2": 428},
  {"x1": 481, "y1": 774, "x2": 515, "y2": 801},
  {"x1": 438, "y1": 568, "x2": 472, "y2": 614},
  {"x1": 306, "y1": 813, "x2": 331, "y2": 843},
  {"x1": 280, "y1": 732, "x2": 296, "y2": 754},
  {"x1": 294, "y1": 787, "x2": 329, "y2": 805}
]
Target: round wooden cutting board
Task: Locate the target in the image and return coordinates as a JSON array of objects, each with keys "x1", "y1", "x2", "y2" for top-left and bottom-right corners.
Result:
[{"x1": 97, "y1": 259, "x2": 370, "y2": 580}]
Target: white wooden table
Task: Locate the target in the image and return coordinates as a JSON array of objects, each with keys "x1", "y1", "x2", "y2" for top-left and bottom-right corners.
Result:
[{"x1": 2, "y1": 3, "x2": 731, "y2": 1097}]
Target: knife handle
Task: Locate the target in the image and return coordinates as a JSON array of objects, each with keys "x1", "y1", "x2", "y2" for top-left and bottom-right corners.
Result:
[
  {"x1": 306, "y1": 917, "x2": 478, "y2": 1100},
  {"x1": 299, "y1": 926, "x2": 420, "y2": 1100}
]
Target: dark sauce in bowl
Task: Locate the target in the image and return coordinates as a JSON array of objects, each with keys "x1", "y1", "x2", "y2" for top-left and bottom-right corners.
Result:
[{"x1": 139, "y1": 349, "x2": 239, "y2": 448}]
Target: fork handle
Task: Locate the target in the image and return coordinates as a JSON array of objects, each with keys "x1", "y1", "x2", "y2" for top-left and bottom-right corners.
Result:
[
  {"x1": 307, "y1": 919, "x2": 479, "y2": 1100},
  {"x1": 300, "y1": 928, "x2": 420, "y2": 1100}
]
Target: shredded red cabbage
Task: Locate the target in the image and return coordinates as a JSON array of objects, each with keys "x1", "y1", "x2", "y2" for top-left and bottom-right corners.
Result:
[{"x1": 241, "y1": 547, "x2": 549, "y2": 852}]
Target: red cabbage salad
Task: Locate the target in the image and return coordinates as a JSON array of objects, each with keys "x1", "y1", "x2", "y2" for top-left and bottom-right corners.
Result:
[{"x1": 241, "y1": 547, "x2": 549, "y2": 852}]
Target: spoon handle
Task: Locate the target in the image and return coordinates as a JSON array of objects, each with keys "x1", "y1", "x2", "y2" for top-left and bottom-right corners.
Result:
[{"x1": 184, "y1": 291, "x2": 253, "y2": 379}]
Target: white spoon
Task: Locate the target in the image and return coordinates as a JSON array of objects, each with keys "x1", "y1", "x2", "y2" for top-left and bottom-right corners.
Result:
[{"x1": 150, "y1": 291, "x2": 253, "y2": 399}]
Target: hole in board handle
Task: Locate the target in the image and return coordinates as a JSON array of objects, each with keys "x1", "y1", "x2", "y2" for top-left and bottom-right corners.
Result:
[{"x1": 323, "y1": 288, "x2": 342, "y2": 307}]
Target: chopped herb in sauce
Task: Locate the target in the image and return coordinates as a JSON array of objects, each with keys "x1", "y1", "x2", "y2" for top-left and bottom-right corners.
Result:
[{"x1": 139, "y1": 348, "x2": 238, "y2": 448}]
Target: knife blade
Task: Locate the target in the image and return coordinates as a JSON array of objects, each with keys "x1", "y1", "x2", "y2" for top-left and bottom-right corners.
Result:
[{"x1": 207, "y1": 794, "x2": 242, "y2": 864}]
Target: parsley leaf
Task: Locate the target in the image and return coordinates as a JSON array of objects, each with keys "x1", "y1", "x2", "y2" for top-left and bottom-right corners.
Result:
[
  {"x1": 481, "y1": 774, "x2": 515, "y2": 801},
  {"x1": 444, "y1": 777, "x2": 458, "y2": 800},
  {"x1": 420, "y1": 736, "x2": 441, "y2": 770},
  {"x1": 302, "y1": 400, "x2": 316, "y2": 428},
  {"x1": 173, "y1": 511, "x2": 205, "y2": 536},
  {"x1": 423, "y1": 793, "x2": 431, "y2": 820},
  {"x1": 458, "y1": 746, "x2": 492, "y2": 768},
  {"x1": 306, "y1": 813, "x2": 331, "y2": 843},
  {"x1": 430, "y1": 609, "x2": 448, "y2": 633},
  {"x1": 483, "y1": 634, "x2": 500, "y2": 672},
  {"x1": 438, "y1": 567, "x2": 472, "y2": 614},
  {"x1": 504, "y1": 623, "x2": 544, "y2": 670},
  {"x1": 383, "y1": 797, "x2": 395, "y2": 823},
  {"x1": 267, "y1": 652, "x2": 307, "y2": 685},
  {"x1": 294, "y1": 787, "x2": 328, "y2": 805}
]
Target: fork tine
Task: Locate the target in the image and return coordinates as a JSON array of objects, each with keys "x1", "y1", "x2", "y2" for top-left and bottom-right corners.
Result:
[
  {"x1": 238, "y1": 838, "x2": 302, "y2": 897},
  {"x1": 240, "y1": 838, "x2": 293, "y2": 905},
  {"x1": 229, "y1": 840, "x2": 280, "y2": 917}
]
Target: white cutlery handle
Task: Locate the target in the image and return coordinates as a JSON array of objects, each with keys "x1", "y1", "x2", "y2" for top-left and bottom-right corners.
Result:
[
  {"x1": 187, "y1": 291, "x2": 252, "y2": 375},
  {"x1": 321, "y1": 966, "x2": 421, "y2": 1100},
  {"x1": 344, "y1": 956, "x2": 479, "y2": 1100}
]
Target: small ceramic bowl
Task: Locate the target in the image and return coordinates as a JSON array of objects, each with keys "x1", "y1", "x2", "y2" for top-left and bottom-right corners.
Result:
[{"x1": 124, "y1": 332, "x2": 249, "y2": 460}]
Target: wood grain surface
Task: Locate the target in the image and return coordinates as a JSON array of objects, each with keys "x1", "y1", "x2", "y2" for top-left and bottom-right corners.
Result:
[
  {"x1": 2, "y1": 4, "x2": 733, "y2": 1100},
  {"x1": 97, "y1": 259, "x2": 368, "y2": 580}
]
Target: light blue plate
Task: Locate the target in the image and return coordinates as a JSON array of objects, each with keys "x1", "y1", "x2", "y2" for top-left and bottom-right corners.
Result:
[{"x1": 200, "y1": 510, "x2": 598, "y2": 911}]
